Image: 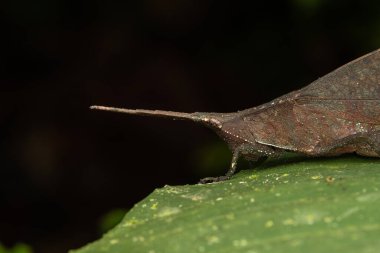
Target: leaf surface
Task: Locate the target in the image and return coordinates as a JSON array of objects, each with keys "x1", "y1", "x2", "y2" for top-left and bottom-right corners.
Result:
[{"x1": 71, "y1": 156, "x2": 380, "y2": 253}]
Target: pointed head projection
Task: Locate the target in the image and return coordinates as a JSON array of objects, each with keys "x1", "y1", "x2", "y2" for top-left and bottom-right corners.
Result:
[
  {"x1": 90, "y1": 105, "x2": 251, "y2": 184},
  {"x1": 89, "y1": 105, "x2": 226, "y2": 130}
]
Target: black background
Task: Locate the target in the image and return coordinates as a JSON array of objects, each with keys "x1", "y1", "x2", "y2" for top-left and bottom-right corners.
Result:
[{"x1": 1, "y1": 1, "x2": 380, "y2": 252}]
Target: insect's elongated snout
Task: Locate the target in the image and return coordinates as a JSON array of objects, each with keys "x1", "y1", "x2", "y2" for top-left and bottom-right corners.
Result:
[
  {"x1": 90, "y1": 105, "x2": 199, "y2": 121},
  {"x1": 90, "y1": 105, "x2": 224, "y2": 129}
]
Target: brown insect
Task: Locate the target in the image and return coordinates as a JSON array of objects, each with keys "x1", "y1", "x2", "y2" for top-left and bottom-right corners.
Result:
[{"x1": 91, "y1": 49, "x2": 380, "y2": 183}]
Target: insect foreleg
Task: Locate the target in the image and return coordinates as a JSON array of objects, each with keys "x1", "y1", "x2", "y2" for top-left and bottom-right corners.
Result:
[
  {"x1": 199, "y1": 148, "x2": 241, "y2": 184},
  {"x1": 199, "y1": 143, "x2": 273, "y2": 184}
]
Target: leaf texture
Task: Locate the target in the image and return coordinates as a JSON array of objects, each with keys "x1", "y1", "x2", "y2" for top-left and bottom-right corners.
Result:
[{"x1": 71, "y1": 156, "x2": 380, "y2": 253}]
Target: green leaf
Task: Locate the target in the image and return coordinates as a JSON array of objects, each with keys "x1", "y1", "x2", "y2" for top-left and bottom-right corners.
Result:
[{"x1": 71, "y1": 156, "x2": 380, "y2": 253}]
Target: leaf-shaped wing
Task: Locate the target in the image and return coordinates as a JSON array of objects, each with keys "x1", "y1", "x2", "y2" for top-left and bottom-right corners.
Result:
[
  {"x1": 300, "y1": 48, "x2": 380, "y2": 99},
  {"x1": 231, "y1": 99, "x2": 380, "y2": 154},
  {"x1": 223, "y1": 49, "x2": 380, "y2": 154}
]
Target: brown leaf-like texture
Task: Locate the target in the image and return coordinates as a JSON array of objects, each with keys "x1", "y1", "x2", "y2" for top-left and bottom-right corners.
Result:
[{"x1": 229, "y1": 49, "x2": 380, "y2": 155}]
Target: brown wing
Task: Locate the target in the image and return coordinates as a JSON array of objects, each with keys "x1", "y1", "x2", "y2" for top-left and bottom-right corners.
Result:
[
  {"x1": 299, "y1": 48, "x2": 380, "y2": 99},
  {"x1": 224, "y1": 98, "x2": 380, "y2": 154},
  {"x1": 238, "y1": 48, "x2": 380, "y2": 117},
  {"x1": 225, "y1": 48, "x2": 380, "y2": 153},
  {"x1": 291, "y1": 48, "x2": 380, "y2": 150}
]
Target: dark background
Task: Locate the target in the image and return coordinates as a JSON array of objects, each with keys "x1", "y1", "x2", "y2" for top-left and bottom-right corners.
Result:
[{"x1": 1, "y1": 1, "x2": 380, "y2": 252}]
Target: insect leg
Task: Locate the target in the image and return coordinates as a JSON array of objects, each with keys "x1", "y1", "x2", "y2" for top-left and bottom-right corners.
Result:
[
  {"x1": 225, "y1": 148, "x2": 240, "y2": 177},
  {"x1": 199, "y1": 148, "x2": 240, "y2": 184},
  {"x1": 199, "y1": 143, "x2": 272, "y2": 184}
]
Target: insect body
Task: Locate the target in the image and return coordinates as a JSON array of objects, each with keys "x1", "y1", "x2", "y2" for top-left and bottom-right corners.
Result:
[{"x1": 91, "y1": 49, "x2": 380, "y2": 183}]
